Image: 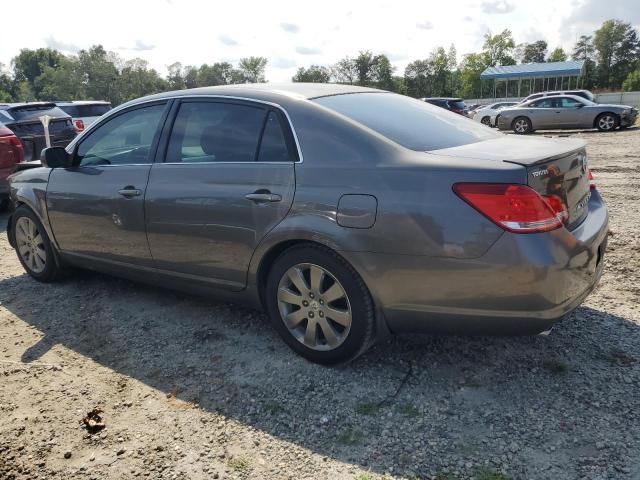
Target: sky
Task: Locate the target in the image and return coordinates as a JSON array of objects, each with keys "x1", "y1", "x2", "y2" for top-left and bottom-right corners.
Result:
[{"x1": 1, "y1": 0, "x2": 639, "y2": 82}]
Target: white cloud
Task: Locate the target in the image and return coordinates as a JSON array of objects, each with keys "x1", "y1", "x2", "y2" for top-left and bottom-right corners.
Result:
[{"x1": 0, "y1": 0, "x2": 602, "y2": 82}]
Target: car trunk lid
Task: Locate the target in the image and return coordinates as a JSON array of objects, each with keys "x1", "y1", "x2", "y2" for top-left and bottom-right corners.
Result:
[{"x1": 430, "y1": 135, "x2": 591, "y2": 230}]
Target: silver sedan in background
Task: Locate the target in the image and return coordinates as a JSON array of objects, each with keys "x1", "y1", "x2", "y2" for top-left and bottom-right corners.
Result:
[{"x1": 497, "y1": 95, "x2": 638, "y2": 134}]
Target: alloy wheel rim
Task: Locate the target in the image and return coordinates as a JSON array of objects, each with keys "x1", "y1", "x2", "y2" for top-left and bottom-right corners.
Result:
[
  {"x1": 515, "y1": 120, "x2": 528, "y2": 133},
  {"x1": 599, "y1": 115, "x2": 614, "y2": 130},
  {"x1": 15, "y1": 217, "x2": 47, "y2": 274},
  {"x1": 277, "y1": 263, "x2": 352, "y2": 351},
  {"x1": 481, "y1": 117, "x2": 490, "y2": 125}
]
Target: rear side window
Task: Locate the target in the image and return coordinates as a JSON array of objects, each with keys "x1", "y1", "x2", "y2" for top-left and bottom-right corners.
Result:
[
  {"x1": 257, "y1": 111, "x2": 293, "y2": 162},
  {"x1": 314, "y1": 93, "x2": 499, "y2": 151},
  {"x1": 166, "y1": 101, "x2": 266, "y2": 163}
]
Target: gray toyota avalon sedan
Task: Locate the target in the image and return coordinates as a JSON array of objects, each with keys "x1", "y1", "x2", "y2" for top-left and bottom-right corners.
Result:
[{"x1": 7, "y1": 83, "x2": 608, "y2": 364}]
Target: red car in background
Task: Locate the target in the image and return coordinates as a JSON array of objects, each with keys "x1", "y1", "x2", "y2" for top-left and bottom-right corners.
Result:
[{"x1": 0, "y1": 121, "x2": 24, "y2": 210}]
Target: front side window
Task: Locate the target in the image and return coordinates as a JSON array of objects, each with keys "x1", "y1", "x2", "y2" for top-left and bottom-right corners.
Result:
[
  {"x1": 166, "y1": 102, "x2": 266, "y2": 163},
  {"x1": 76, "y1": 103, "x2": 166, "y2": 166},
  {"x1": 314, "y1": 93, "x2": 498, "y2": 151}
]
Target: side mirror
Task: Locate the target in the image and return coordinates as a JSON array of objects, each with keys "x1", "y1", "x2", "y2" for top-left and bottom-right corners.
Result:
[
  {"x1": 576, "y1": 103, "x2": 584, "y2": 108},
  {"x1": 41, "y1": 147, "x2": 72, "y2": 168}
]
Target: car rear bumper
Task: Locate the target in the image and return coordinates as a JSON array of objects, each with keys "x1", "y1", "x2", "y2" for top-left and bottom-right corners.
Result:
[{"x1": 346, "y1": 190, "x2": 608, "y2": 335}]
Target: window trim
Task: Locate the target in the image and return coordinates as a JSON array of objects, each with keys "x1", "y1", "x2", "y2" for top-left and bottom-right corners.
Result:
[{"x1": 69, "y1": 100, "x2": 171, "y2": 168}]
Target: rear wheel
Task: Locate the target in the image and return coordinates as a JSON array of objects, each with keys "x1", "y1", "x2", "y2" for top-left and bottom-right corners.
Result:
[
  {"x1": 481, "y1": 116, "x2": 491, "y2": 126},
  {"x1": 512, "y1": 117, "x2": 532, "y2": 134},
  {"x1": 596, "y1": 113, "x2": 618, "y2": 132},
  {"x1": 265, "y1": 244, "x2": 375, "y2": 365},
  {"x1": 12, "y1": 205, "x2": 66, "y2": 282}
]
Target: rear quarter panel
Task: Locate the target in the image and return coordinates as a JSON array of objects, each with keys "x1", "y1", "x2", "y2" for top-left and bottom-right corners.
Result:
[{"x1": 9, "y1": 167, "x2": 55, "y2": 243}]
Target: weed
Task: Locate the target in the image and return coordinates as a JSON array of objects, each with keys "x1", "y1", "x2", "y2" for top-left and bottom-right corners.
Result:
[
  {"x1": 337, "y1": 428, "x2": 363, "y2": 445},
  {"x1": 228, "y1": 456, "x2": 250, "y2": 472},
  {"x1": 543, "y1": 358, "x2": 569, "y2": 375},
  {"x1": 355, "y1": 401, "x2": 382, "y2": 416}
]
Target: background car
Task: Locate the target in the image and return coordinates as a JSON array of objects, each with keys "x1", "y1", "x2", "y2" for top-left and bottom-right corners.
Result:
[
  {"x1": 422, "y1": 97, "x2": 469, "y2": 115},
  {"x1": 472, "y1": 101, "x2": 518, "y2": 126},
  {"x1": 56, "y1": 101, "x2": 112, "y2": 132},
  {"x1": 498, "y1": 94, "x2": 637, "y2": 134},
  {"x1": 519, "y1": 89, "x2": 595, "y2": 104},
  {"x1": 7, "y1": 84, "x2": 607, "y2": 364},
  {"x1": 0, "y1": 120, "x2": 24, "y2": 210},
  {"x1": 0, "y1": 103, "x2": 76, "y2": 161}
]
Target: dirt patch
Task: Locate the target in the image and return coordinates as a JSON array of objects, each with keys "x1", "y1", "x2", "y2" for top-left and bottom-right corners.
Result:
[{"x1": 1, "y1": 128, "x2": 639, "y2": 480}]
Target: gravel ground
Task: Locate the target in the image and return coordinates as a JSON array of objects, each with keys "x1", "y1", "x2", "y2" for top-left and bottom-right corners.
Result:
[{"x1": 1, "y1": 127, "x2": 639, "y2": 480}]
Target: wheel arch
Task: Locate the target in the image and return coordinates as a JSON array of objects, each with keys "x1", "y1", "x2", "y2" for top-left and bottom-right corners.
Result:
[{"x1": 593, "y1": 111, "x2": 619, "y2": 128}]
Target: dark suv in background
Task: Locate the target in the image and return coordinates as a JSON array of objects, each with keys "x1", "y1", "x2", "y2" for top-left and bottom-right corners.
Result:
[
  {"x1": 0, "y1": 103, "x2": 76, "y2": 161},
  {"x1": 422, "y1": 97, "x2": 469, "y2": 116}
]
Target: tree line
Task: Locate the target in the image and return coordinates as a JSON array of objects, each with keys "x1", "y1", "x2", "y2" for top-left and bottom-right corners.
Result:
[{"x1": 0, "y1": 18, "x2": 638, "y2": 106}]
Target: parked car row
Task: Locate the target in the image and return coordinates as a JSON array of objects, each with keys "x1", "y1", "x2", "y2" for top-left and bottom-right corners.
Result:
[{"x1": 0, "y1": 100, "x2": 111, "y2": 210}]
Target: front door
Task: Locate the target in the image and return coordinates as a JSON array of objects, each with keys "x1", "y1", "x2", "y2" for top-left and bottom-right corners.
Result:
[
  {"x1": 556, "y1": 96, "x2": 588, "y2": 128},
  {"x1": 47, "y1": 102, "x2": 169, "y2": 267},
  {"x1": 145, "y1": 99, "x2": 297, "y2": 290}
]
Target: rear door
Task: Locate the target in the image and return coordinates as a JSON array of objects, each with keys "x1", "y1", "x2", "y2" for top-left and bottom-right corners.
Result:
[
  {"x1": 47, "y1": 101, "x2": 170, "y2": 267},
  {"x1": 144, "y1": 98, "x2": 297, "y2": 290}
]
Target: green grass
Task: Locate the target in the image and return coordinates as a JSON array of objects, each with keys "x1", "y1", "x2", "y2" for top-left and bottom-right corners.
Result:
[
  {"x1": 475, "y1": 468, "x2": 510, "y2": 480},
  {"x1": 354, "y1": 473, "x2": 375, "y2": 480},
  {"x1": 227, "y1": 456, "x2": 250, "y2": 472},
  {"x1": 263, "y1": 401, "x2": 285, "y2": 414},
  {"x1": 434, "y1": 473, "x2": 458, "y2": 480},
  {"x1": 355, "y1": 401, "x2": 382, "y2": 416},
  {"x1": 543, "y1": 358, "x2": 569, "y2": 375},
  {"x1": 337, "y1": 428, "x2": 364, "y2": 445},
  {"x1": 463, "y1": 376, "x2": 483, "y2": 388},
  {"x1": 398, "y1": 403, "x2": 420, "y2": 417}
]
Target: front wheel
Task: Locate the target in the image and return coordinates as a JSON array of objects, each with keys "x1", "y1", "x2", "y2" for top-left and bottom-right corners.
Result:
[
  {"x1": 596, "y1": 113, "x2": 619, "y2": 132},
  {"x1": 265, "y1": 244, "x2": 375, "y2": 365},
  {"x1": 512, "y1": 117, "x2": 532, "y2": 134},
  {"x1": 12, "y1": 205, "x2": 66, "y2": 282},
  {"x1": 481, "y1": 116, "x2": 491, "y2": 126}
]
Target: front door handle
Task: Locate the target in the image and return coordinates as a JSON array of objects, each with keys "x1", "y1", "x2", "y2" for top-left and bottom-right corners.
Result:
[
  {"x1": 245, "y1": 192, "x2": 282, "y2": 203},
  {"x1": 118, "y1": 187, "x2": 142, "y2": 198}
]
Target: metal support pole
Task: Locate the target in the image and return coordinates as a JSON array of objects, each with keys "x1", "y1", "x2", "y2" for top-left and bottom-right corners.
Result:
[{"x1": 518, "y1": 78, "x2": 521, "y2": 98}]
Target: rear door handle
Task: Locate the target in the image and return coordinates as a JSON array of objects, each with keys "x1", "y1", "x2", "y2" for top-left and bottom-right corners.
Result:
[
  {"x1": 245, "y1": 192, "x2": 282, "y2": 203},
  {"x1": 118, "y1": 187, "x2": 142, "y2": 198}
]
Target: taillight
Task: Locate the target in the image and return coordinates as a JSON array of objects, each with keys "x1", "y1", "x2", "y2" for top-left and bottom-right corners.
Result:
[
  {"x1": 453, "y1": 183, "x2": 563, "y2": 233},
  {"x1": 542, "y1": 194, "x2": 569, "y2": 224},
  {"x1": 0, "y1": 133, "x2": 25, "y2": 164},
  {"x1": 74, "y1": 119, "x2": 85, "y2": 132},
  {"x1": 588, "y1": 169, "x2": 596, "y2": 189}
]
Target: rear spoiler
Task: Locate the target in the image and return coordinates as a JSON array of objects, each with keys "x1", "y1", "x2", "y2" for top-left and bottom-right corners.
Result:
[{"x1": 5, "y1": 102, "x2": 57, "y2": 113}]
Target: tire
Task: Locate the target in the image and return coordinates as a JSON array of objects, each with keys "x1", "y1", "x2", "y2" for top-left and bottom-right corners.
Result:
[
  {"x1": 11, "y1": 205, "x2": 66, "y2": 282},
  {"x1": 265, "y1": 244, "x2": 375, "y2": 365},
  {"x1": 512, "y1": 116, "x2": 532, "y2": 134},
  {"x1": 596, "y1": 113, "x2": 619, "y2": 132},
  {"x1": 481, "y1": 116, "x2": 491, "y2": 126}
]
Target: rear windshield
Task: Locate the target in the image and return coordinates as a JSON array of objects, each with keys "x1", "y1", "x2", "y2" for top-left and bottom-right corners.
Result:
[
  {"x1": 58, "y1": 104, "x2": 111, "y2": 117},
  {"x1": 447, "y1": 100, "x2": 466, "y2": 110},
  {"x1": 0, "y1": 105, "x2": 69, "y2": 122},
  {"x1": 314, "y1": 92, "x2": 499, "y2": 151}
]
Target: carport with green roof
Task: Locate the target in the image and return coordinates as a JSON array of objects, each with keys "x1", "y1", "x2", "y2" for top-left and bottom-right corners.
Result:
[{"x1": 479, "y1": 60, "x2": 586, "y2": 99}]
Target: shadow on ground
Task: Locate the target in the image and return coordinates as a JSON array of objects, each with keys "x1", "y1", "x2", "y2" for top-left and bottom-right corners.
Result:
[{"x1": 1, "y1": 260, "x2": 639, "y2": 478}]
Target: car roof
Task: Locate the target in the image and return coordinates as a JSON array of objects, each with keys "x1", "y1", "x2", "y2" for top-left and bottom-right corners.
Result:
[
  {"x1": 126, "y1": 83, "x2": 383, "y2": 105},
  {"x1": 523, "y1": 94, "x2": 587, "y2": 104},
  {"x1": 422, "y1": 97, "x2": 463, "y2": 101}
]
